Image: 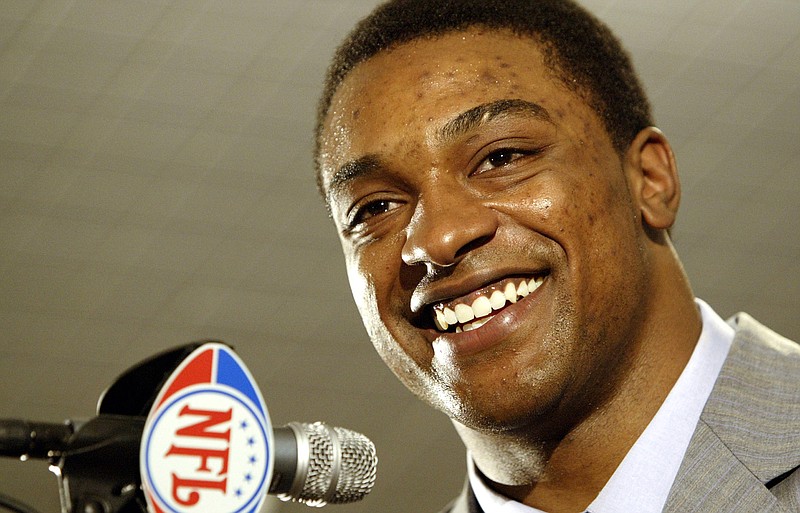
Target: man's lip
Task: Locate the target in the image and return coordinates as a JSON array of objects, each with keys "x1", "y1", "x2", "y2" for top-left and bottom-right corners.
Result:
[
  {"x1": 432, "y1": 275, "x2": 545, "y2": 333},
  {"x1": 409, "y1": 267, "x2": 550, "y2": 314},
  {"x1": 430, "y1": 275, "x2": 547, "y2": 358}
]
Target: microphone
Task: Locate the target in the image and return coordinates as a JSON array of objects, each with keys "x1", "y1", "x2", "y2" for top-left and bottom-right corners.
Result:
[
  {"x1": 0, "y1": 418, "x2": 377, "y2": 506},
  {"x1": 0, "y1": 342, "x2": 377, "y2": 512},
  {"x1": 272, "y1": 421, "x2": 377, "y2": 506}
]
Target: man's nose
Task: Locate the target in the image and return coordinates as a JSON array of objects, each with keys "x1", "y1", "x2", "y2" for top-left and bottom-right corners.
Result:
[{"x1": 401, "y1": 188, "x2": 498, "y2": 269}]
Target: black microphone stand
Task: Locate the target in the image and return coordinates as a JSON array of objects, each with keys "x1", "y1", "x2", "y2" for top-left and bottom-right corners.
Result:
[
  {"x1": 1, "y1": 343, "x2": 206, "y2": 513},
  {"x1": 51, "y1": 415, "x2": 146, "y2": 513}
]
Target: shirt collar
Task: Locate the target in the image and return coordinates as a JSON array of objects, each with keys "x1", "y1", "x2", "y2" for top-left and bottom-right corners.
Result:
[{"x1": 468, "y1": 299, "x2": 734, "y2": 513}]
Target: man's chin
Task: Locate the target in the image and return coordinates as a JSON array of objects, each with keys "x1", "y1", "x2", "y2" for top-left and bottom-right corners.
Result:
[{"x1": 444, "y1": 392, "x2": 567, "y2": 436}]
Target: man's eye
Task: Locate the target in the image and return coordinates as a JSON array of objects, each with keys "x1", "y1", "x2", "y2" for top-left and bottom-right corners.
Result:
[
  {"x1": 348, "y1": 199, "x2": 397, "y2": 227},
  {"x1": 487, "y1": 150, "x2": 519, "y2": 167},
  {"x1": 475, "y1": 148, "x2": 528, "y2": 175}
]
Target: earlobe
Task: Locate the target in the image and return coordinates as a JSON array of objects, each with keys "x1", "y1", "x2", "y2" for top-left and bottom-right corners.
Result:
[{"x1": 626, "y1": 127, "x2": 680, "y2": 231}]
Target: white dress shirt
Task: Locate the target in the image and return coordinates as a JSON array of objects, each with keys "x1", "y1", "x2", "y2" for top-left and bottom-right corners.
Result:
[{"x1": 468, "y1": 299, "x2": 735, "y2": 513}]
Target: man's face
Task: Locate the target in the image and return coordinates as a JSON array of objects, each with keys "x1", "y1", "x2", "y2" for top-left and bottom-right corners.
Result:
[{"x1": 319, "y1": 30, "x2": 654, "y2": 434}]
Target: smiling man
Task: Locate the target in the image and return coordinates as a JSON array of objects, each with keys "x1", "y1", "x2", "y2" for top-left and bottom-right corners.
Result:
[{"x1": 314, "y1": 1, "x2": 800, "y2": 512}]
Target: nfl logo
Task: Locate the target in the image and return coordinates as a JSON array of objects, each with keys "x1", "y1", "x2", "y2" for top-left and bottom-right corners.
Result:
[{"x1": 140, "y1": 343, "x2": 273, "y2": 513}]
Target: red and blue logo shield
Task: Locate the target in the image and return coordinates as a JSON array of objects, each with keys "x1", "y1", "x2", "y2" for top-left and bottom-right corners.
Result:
[{"x1": 140, "y1": 343, "x2": 273, "y2": 513}]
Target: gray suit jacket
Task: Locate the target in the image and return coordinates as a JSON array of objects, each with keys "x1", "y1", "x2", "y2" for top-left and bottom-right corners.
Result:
[{"x1": 441, "y1": 313, "x2": 800, "y2": 512}]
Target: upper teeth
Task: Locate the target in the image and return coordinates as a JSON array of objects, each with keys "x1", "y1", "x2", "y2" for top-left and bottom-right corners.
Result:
[{"x1": 433, "y1": 277, "x2": 543, "y2": 333}]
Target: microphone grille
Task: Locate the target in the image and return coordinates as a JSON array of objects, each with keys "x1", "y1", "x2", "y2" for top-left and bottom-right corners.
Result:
[
  {"x1": 282, "y1": 421, "x2": 377, "y2": 506},
  {"x1": 332, "y1": 424, "x2": 378, "y2": 503}
]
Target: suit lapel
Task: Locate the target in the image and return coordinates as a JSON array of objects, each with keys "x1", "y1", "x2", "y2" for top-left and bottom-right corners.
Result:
[
  {"x1": 664, "y1": 314, "x2": 800, "y2": 512},
  {"x1": 663, "y1": 420, "x2": 789, "y2": 512}
]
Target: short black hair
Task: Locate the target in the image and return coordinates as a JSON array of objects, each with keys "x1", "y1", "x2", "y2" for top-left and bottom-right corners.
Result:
[{"x1": 315, "y1": 0, "x2": 653, "y2": 189}]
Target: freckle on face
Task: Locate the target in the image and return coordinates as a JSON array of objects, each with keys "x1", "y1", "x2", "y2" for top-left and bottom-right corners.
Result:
[
  {"x1": 494, "y1": 54, "x2": 512, "y2": 68},
  {"x1": 480, "y1": 70, "x2": 498, "y2": 84}
]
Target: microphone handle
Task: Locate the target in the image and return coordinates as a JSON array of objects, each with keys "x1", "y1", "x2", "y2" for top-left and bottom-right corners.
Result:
[
  {"x1": 0, "y1": 418, "x2": 302, "y2": 492},
  {"x1": 0, "y1": 419, "x2": 304, "y2": 493},
  {"x1": 269, "y1": 426, "x2": 300, "y2": 494},
  {"x1": 0, "y1": 419, "x2": 74, "y2": 459}
]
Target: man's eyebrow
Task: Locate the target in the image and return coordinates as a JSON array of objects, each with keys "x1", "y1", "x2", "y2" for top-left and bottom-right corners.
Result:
[
  {"x1": 324, "y1": 99, "x2": 551, "y2": 200},
  {"x1": 437, "y1": 99, "x2": 552, "y2": 143},
  {"x1": 325, "y1": 153, "x2": 383, "y2": 200}
]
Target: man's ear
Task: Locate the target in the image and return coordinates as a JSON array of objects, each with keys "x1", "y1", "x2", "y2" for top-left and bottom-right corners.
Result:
[{"x1": 625, "y1": 127, "x2": 680, "y2": 231}]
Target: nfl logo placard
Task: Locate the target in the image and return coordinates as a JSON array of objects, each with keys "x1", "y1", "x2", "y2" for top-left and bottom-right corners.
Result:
[{"x1": 140, "y1": 343, "x2": 273, "y2": 513}]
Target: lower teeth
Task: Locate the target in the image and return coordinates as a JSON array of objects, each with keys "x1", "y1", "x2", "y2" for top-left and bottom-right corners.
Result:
[{"x1": 455, "y1": 315, "x2": 494, "y2": 333}]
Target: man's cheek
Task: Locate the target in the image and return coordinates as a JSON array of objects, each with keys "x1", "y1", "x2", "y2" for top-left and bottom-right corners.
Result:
[{"x1": 346, "y1": 259, "x2": 375, "y2": 315}]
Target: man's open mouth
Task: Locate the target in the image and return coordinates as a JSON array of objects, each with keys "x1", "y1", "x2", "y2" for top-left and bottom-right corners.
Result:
[{"x1": 431, "y1": 275, "x2": 545, "y2": 333}]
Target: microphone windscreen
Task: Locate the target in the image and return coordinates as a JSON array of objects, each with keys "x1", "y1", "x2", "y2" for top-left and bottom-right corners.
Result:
[{"x1": 278, "y1": 421, "x2": 377, "y2": 506}]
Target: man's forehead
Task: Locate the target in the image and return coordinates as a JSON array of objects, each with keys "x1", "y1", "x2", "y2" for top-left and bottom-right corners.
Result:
[
  {"x1": 335, "y1": 28, "x2": 549, "y2": 89},
  {"x1": 321, "y1": 30, "x2": 555, "y2": 135}
]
